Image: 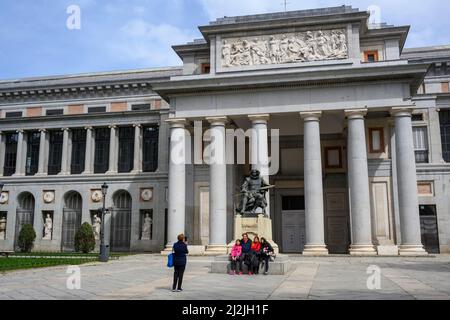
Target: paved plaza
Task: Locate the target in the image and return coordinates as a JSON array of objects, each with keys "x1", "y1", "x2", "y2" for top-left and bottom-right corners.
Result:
[{"x1": 1, "y1": 254, "x2": 450, "y2": 300}]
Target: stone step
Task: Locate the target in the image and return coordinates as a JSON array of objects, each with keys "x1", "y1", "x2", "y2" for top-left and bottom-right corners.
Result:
[{"x1": 210, "y1": 254, "x2": 292, "y2": 275}]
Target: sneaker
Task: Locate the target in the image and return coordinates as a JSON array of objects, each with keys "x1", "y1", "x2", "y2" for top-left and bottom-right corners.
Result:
[
  {"x1": 248, "y1": 272, "x2": 253, "y2": 275},
  {"x1": 177, "y1": 289, "x2": 183, "y2": 292},
  {"x1": 264, "y1": 272, "x2": 268, "y2": 275},
  {"x1": 172, "y1": 289, "x2": 177, "y2": 292},
  {"x1": 239, "y1": 272, "x2": 243, "y2": 275},
  {"x1": 229, "y1": 272, "x2": 235, "y2": 275}
]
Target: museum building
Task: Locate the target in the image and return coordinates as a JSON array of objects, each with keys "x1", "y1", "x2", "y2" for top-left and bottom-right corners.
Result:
[{"x1": 0, "y1": 6, "x2": 450, "y2": 255}]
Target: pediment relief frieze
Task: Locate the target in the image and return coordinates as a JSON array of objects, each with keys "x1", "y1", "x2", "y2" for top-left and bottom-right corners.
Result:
[{"x1": 221, "y1": 29, "x2": 348, "y2": 68}]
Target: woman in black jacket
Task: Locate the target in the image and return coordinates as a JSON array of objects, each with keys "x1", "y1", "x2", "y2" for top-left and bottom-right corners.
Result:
[
  {"x1": 172, "y1": 234, "x2": 189, "y2": 292},
  {"x1": 259, "y1": 237, "x2": 274, "y2": 275}
]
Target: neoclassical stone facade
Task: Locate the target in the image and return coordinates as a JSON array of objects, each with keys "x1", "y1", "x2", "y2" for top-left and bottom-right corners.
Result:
[{"x1": 0, "y1": 6, "x2": 450, "y2": 255}]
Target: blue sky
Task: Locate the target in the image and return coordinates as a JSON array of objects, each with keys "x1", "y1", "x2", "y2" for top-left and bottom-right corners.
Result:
[{"x1": 0, "y1": 0, "x2": 449, "y2": 80}]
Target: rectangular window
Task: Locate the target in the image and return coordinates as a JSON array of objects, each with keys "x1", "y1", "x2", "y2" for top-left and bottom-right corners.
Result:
[
  {"x1": 46, "y1": 109, "x2": 64, "y2": 116},
  {"x1": 324, "y1": 146, "x2": 343, "y2": 169},
  {"x1": 368, "y1": 128, "x2": 385, "y2": 153},
  {"x1": 412, "y1": 126, "x2": 429, "y2": 164},
  {"x1": 118, "y1": 127, "x2": 134, "y2": 173},
  {"x1": 71, "y1": 129, "x2": 86, "y2": 174},
  {"x1": 440, "y1": 110, "x2": 450, "y2": 162},
  {"x1": 48, "y1": 131, "x2": 63, "y2": 175},
  {"x1": 3, "y1": 133, "x2": 18, "y2": 176},
  {"x1": 412, "y1": 113, "x2": 424, "y2": 122},
  {"x1": 5, "y1": 112, "x2": 23, "y2": 118},
  {"x1": 94, "y1": 128, "x2": 110, "y2": 174},
  {"x1": 143, "y1": 126, "x2": 159, "y2": 172},
  {"x1": 88, "y1": 106, "x2": 106, "y2": 114},
  {"x1": 364, "y1": 50, "x2": 379, "y2": 63},
  {"x1": 131, "y1": 104, "x2": 151, "y2": 111},
  {"x1": 201, "y1": 63, "x2": 211, "y2": 74},
  {"x1": 441, "y1": 82, "x2": 450, "y2": 93},
  {"x1": 25, "y1": 131, "x2": 40, "y2": 176}
]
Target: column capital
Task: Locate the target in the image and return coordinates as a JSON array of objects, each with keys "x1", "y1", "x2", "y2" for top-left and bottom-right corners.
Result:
[
  {"x1": 248, "y1": 114, "x2": 270, "y2": 124},
  {"x1": 206, "y1": 116, "x2": 228, "y2": 126},
  {"x1": 16, "y1": 129, "x2": 24, "y2": 134},
  {"x1": 61, "y1": 127, "x2": 70, "y2": 132},
  {"x1": 300, "y1": 111, "x2": 322, "y2": 121},
  {"x1": 133, "y1": 123, "x2": 142, "y2": 128},
  {"x1": 390, "y1": 107, "x2": 414, "y2": 118},
  {"x1": 345, "y1": 108, "x2": 368, "y2": 119},
  {"x1": 38, "y1": 128, "x2": 47, "y2": 133},
  {"x1": 85, "y1": 126, "x2": 93, "y2": 131},
  {"x1": 166, "y1": 118, "x2": 189, "y2": 129},
  {"x1": 108, "y1": 125, "x2": 118, "y2": 129}
]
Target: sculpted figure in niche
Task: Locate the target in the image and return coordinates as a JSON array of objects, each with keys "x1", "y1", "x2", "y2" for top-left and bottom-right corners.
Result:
[
  {"x1": 141, "y1": 213, "x2": 152, "y2": 240},
  {"x1": 0, "y1": 216, "x2": 6, "y2": 240},
  {"x1": 43, "y1": 214, "x2": 53, "y2": 240},
  {"x1": 316, "y1": 30, "x2": 331, "y2": 58},
  {"x1": 93, "y1": 214, "x2": 101, "y2": 240}
]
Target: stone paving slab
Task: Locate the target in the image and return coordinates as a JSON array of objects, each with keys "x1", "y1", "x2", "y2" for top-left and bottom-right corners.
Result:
[{"x1": 0, "y1": 255, "x2": 450, "y2": 300}]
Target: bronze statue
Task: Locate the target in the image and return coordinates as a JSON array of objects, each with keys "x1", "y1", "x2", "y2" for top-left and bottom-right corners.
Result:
[{"x1": 237, "y1": 170, "x2": 274, "y2": 217}]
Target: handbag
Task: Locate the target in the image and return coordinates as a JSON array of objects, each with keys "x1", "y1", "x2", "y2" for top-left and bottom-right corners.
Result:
[{"x1": 167, "y1": 253, "x2": 174, "y2": 268}]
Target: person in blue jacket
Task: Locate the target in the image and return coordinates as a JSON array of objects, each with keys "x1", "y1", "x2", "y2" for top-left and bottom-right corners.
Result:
[
  {"x1": 239, "y1": 233, "x2": 253, "y2": 274},
  {"x1": 172, "y1": 234, "x2": 189, "y2": 292}
]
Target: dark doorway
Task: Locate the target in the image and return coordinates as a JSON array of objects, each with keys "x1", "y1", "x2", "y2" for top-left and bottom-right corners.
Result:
[
  {"x1": 15, "y1": 193, "x2": 35, "y2": 251},
  {"x1": 62, "y1": 192, "x2": 82, "y2": 252},
  {"x1": 419, "y1": 205, "x2": 440, "y2": 254},
  {"x1": 111, "y1": 191, "x2": 132, "y2": 252}
]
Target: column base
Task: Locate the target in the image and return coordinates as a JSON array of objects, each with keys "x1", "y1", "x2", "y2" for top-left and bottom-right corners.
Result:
[
  {"x1": 106, "y1": 171, "x2": 118, "y2": 175},
  {"x1": 160, "y1": 244, "x2": 174, "y2": 256},
  {"x1": 349, "y1": 245, "x2": 378, "y2": 256},
  {"x1": 205, "y1": 245, "x2": 228, "y2": 256},
  {"x1": 376, "y1": 245, "x2": 399, "y2": 256},
  {"x1": 399, "y1": 245, "x2": 428, "y2": 256},
  {"x1": 302, "y1": 245, "x2": 329, "y2": 256}
]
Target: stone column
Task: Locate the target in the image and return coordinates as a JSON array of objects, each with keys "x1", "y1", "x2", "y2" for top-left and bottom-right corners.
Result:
[
  {"x1": 391, "y1": 108, "x2": 427, "y2": 255},
  {"x1": 107, "y1": 125, "x2": 118, "y2": 174},
  {"x1": 300, "y1": 112, "x2": 329, "y2": 255},
  {"x1": 83, "y1": 127, "x2": 94, "y2": 175},
  {"x1": 132, "y1": 124, "x2": 142, "y2": 173},
  {"x1": 248, "y1": 114, "x2": 271, "y2": 217},
  {"x1": 345, "y1": 109, "x2": 377, "y2": 255},
  {"x1": 206, "y1": 117, "x2": 228, "y2": 254},
  {"x1": 13, "y1": 130, "x2": 25, "y2": 176},
  {"x1": 0, "y1": 132, "x2": 5, "y2": 176},
  {"x1": 36, "y1": 129, "x2": 47, "y2": 176},
  {"x1": 163, "y1": 119, "x2": 188, "y2": 251},
  {"x1": 59, "y1": 128, "x2": 70, "y2": 175}
]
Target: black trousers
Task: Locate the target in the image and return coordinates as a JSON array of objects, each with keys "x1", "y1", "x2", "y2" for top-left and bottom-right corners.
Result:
[
  {"x1": 173, "y1": 265, "x2": 186, "y2": 290},
  {"x1": 230, "y1": 258, "x2": 241, "y2": 272},
  {"x1": 262, "y1": 255, "x2": 270, "y2": 273}
]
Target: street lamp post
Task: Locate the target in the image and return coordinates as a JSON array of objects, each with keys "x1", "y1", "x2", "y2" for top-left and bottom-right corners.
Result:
[{"x1": 100, "y1": 182, "x2": 109, "y2": 262}]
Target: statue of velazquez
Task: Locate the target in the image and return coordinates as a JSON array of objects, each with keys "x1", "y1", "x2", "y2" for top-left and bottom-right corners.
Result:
[{"x1": 236, "y1": 170, "x2": 273, "y2": 217}]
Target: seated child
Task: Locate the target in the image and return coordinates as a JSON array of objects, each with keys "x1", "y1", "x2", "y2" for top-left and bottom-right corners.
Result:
[{"x1": 230, "y1": 240, "x2": 242, "y2": 275}]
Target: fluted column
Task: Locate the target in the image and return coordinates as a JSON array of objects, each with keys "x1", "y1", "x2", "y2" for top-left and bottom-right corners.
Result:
[
  {"x1": 132, "y1": 124, "x2": 142, "y2": 173},
  {"x1": 36, "y1": 129, "x2": 47, "y2": 176},
  {"x1": 345, "y1": 109, "x2": 377, "y2": 255},
  {"x1": 300, "y1": 112, "x2": 329, "y2": 255},
  {"x1": 206, "y1": 117, "x2": 228, "y2": 254},
  {"x1": 59, "y1": 128, "x2": 70, "y2": 175},
  {"x1": 13, "y1": 130, "x2": 25, "y2": 176},
  {"x1": 163, "y1": 119, "x2": 188, "y2": 251},
  {"x1": 391, "y1": 108, "x2": 427, "y2": 256},
  {"x1": 83, "y1": 127, "x2": 94, "y2": 175},
  {"x1": 248, "y1": 114, "x2": 271, "y2": 217},
  {"x1": 0, "y1": 132, "x2": 5, "y2": 176},
  {"x1": 107, "y1": 125, "x2": 118, "y2": 174}
]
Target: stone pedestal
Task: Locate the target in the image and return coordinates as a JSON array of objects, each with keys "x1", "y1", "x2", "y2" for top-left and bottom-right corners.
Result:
[{"x1": 227, "y1": 214, "x2": 279, "y2": 254}]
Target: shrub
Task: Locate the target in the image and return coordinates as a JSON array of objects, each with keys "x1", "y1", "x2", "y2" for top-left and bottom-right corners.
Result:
[
  {"x1": 17, "y1": 224, "x2": 37, "y2": 253},
  {"x1": 74, "y1": 222, "x2": 96, "y2": 253}
]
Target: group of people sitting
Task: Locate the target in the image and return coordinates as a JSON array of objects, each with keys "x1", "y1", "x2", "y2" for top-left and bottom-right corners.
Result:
[{"x1": 229, "y1": 233, "x2": 275, "y2": 276}]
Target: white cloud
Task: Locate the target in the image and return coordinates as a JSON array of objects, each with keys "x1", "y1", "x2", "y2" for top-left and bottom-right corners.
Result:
[{"x1": 109, "y1": 19, "x2": 198, "y2": 66}]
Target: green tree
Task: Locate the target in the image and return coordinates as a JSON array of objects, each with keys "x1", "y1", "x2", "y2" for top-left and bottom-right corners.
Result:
[
  {"x1": 18, "y1": 224, "x2": 37, "y2": 253},
  {"x1": 74, "y1": 222, "x2": 96, "y2": 254}
]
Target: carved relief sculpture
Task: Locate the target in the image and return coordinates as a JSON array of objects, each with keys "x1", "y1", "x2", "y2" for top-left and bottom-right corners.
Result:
[
  {"x1": 221, "y1": 29, "x2": 347, "y2": 68},
  {"x1": 0, "y1": 216, "x2": 6, "y2": 240},
  {"x1": 141, "y1": 188, "x2": 153, "y2": 202},
  {"x1": 0, "y1": 192, "x2": 9, "y2": 205},
  {"x1": 43, "y1": 191, "x2": 55, "y2": 204},
  {"x1": 91, "y1": 190, "x2": 103, "y2": 203},
  {"x1": 43, "y1": 214, "x2": 53, "y2": 240}
]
